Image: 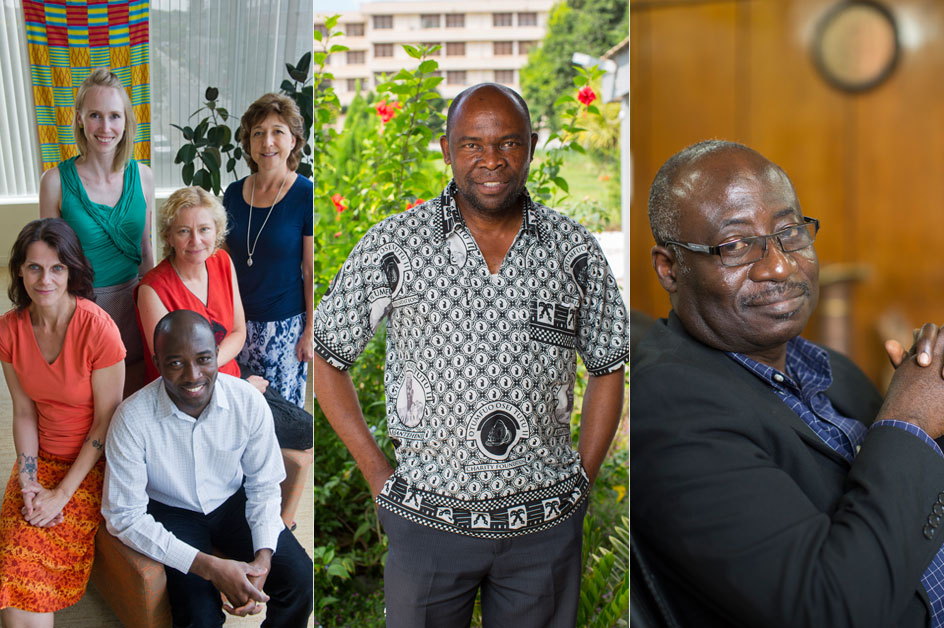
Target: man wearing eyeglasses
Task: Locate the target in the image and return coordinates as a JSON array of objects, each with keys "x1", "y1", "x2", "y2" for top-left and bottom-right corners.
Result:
[{"x1": 632, "y1": 139, "x2": 944, "y2": 627}]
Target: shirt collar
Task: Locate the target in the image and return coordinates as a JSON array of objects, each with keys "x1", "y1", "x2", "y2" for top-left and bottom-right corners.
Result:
[
  {"x1": 435, "y1": 179, "x2": 542, "y2": 243},
  {"x1": 726, "y1": 336, "x2": 833, "y2": 395},
  {"x1": 156, "y1": 375, "x2": 230, "y2": 423}
]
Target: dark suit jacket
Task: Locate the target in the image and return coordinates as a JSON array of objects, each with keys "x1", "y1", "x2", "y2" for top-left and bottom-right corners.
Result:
[{"x1": 631, "y1": 312, "x2": 944, "y2": 627}]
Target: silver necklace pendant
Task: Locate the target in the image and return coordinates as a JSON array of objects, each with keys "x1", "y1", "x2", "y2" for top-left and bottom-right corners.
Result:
[{"x1": 247, "y1": 257, "x2": 253, "y2": 267}]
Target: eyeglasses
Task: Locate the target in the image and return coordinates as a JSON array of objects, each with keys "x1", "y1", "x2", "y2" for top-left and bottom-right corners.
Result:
[{"x1": 663, "y1": 217, "x2": 820, "y2": 267}]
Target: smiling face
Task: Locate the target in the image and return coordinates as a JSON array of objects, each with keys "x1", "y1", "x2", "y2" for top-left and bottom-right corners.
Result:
[
  {"x1": 154, "y1": 315, "x2": 218, "y2": 418},
  {"x1": 249, "y1": 113, "x2": 296, "y2": 172},
  {"x1": 168, "y1": 205, "x2": 217, "y2": 267},
  {"x1": 77, "y1": 86, "x2": 126, "y2": 156},
  {"x1": 20, "y1": 241, "x2": 69, "y2": 308},
  {"x1": 440, "y1": 86, "x2": 538, "y2": 217},
  {"x1": 660, "y1": 148, "x2": 819, "y2": 365}
]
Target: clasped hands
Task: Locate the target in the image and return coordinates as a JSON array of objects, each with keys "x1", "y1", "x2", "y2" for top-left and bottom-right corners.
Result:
[
  {"x1": 19, "y1": 481, "x2": 67, "y2": 528},
  {"x1": 195, "y1": 551, "x2": 272, "y2": 617},
  {"x1": 881, "y1": 323, "x2": 944, "y2": 439}
]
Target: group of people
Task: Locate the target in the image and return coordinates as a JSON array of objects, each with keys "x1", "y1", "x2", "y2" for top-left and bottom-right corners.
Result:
[{"x1": 0, "y1": 68, "x2": 313, "y2": 627}]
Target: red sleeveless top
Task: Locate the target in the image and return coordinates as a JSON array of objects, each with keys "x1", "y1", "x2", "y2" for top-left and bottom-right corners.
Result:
[{"x1": 136, "y1": 249, "x2": 241, "y2": 382}]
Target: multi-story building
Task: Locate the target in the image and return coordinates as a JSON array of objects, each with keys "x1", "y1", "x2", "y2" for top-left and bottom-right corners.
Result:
[{"x1": 317, "y1": 0, "x2": 555, "y2": 105}]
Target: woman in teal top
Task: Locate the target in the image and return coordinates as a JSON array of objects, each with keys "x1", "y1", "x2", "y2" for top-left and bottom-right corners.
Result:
[{"x1": 39, "y1": 69, "x2": 154, "y2": 397}]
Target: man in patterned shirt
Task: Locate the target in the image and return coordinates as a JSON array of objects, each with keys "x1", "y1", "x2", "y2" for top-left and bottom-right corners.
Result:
[
  {"x1": 313, "y1": 84, "x2": 629, "y2": 626},
  {"x1": 633, "y1": 139, "x2": 944, "y2": 626}
]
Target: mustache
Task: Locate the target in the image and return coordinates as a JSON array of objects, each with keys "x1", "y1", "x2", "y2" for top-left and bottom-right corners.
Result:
[{"x1": 739, "y1": 281, "x2": 811, "y2": 307}]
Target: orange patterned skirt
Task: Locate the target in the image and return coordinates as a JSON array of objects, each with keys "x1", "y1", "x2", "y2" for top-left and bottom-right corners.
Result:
[{"x1": 0, "y1": 451, "x2": 105, "y2": 612}]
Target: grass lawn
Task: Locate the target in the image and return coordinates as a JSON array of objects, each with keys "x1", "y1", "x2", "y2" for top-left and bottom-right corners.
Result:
[{"x1": 533, "y1": 150, "x2": 622, "y2": 231}]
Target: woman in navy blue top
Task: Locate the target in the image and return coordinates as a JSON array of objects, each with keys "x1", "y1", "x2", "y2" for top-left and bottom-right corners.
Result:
[
  {"x1": 223, "y1": 94, "x2": 313, "y2": 408},
  {"x1": 223, "y1": 94, "x2": 313, "y2": 529}
]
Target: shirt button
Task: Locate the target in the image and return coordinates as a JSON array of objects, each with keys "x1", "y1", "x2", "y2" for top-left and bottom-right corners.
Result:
[
  {"x1": 934, "y1": 504, "x2": 944, "y2": 516},
  {"x1": 938, "y1": 492, "x2": 944, "y2": 505},
  {"x1": 772, "y1": 373, "x2": 784, "y2": 383},
  {"x1": 930, "y1": 514, "x2": 942, "y2": 528},
  {"x1": 926, "y1": 524, "x2": 937, "y2": 540}
]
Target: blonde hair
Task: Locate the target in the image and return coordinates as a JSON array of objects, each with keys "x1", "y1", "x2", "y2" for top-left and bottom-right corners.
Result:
[
  {"x1": 158, "y1": 187, "x2": 229, "y2": 259},
  {"x1": 73, "y1": 68, "x2": 137, "y2": 171},
  {"x1": 239, "y1": 93, "x2": 305, "y2": 173}
]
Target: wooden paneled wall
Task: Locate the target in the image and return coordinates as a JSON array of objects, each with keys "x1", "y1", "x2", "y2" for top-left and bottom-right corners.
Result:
[{"x1": 631, "y1": 0, "x2": 944, "y2": 385}]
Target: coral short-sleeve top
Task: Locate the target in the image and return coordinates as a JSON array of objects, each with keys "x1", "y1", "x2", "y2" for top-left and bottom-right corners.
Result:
[{"x1": 0, "y1": 297, "x2": 126, "y2": 459}]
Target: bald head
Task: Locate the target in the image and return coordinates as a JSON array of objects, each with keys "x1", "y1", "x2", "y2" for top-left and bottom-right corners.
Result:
[
  {"x1": 153, "y1": 310, "x2": 219, "y2": 418},
  {"x1": 648, "y1": 140, "x2": 792, "y2": 246},
  {"x1": 445, "y1": 83, "x2": 532, "y2": 143},
  {"x1": 153, "y1": 310, "x2": 214, "y2": 357}
]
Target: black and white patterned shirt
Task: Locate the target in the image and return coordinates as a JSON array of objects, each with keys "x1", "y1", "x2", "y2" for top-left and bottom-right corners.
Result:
[{"x1": 314, "y1": 181, "x2": 629, "y2": 538}]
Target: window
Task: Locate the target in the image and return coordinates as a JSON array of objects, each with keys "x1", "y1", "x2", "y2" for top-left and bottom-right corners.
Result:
[
  {"x1": 493, "y1": 13, "x2": 513, "y2": 27},
  {"x1": 148, "y1": 0, "x2": 314, "y2": 190},
  {"x1": 445, "y1": 14, "x2": 465, "y2": 28},
  {"x1": 493, "y1": 41, "x2": 513, "y2": 56},
  {"x1": 347, "y1": 50, "x2": 365, "y2": 65},
  {"x1": 495, "y1": 70, "x2": 515, "y2": 84},
  {"x1": 315, "y1": 24, "x2": 329, "y2": 38},
  {"x1": 374, "y1": 72, "x2": 387, "y2": 86},
  {"x1": 421, "y1": 42, "x2": 441, "y2": 56},
  {"x1": 446, "y1": 42, "x2": 465, "y2": 56},
  {"x1": 447, "y1": 70, "x2": 467, "y2": 85},
  {"x1": 421, "y1": 14, "x2": 440, "y2": 28},
  {"x1": 346, "y1": 78, "x2": 359, "y2": 92},
  {"x1": 518, "y1": 41, "x2": 536, "y2": 55},
  {"x1": 345, "y1": 22, "x2": 365, "y2": 37},
  {"x1": 4, "y1": 0, "x2": 314, "y2": 194},
  {"x1": 517, "y1": 12, "x2": 537, "y2": 26},
  {"x1": 374, "y1": 43, "x2": 394, "y2": 58},
  {"x1": 373, "y1": 15, "x2": 393, "y2": 29}
]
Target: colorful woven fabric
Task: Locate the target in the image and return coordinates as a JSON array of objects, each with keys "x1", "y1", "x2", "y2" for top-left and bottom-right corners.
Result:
[
  {"x1": 22, "y1": 0, "x2": 150, "y2": 172},
  {"x1": 0, "y1": 452, "x2": 106, "y2": 612}
]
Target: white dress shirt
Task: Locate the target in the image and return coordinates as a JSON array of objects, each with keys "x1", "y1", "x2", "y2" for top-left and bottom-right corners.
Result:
[{"x1": 102, "y1": 374, "x2": 285, "y2": 574}]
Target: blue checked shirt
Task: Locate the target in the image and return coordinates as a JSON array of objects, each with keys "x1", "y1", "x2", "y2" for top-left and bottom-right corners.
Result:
[{"x1": 729, "y1": 337, "x2": 944, "y2": 626}]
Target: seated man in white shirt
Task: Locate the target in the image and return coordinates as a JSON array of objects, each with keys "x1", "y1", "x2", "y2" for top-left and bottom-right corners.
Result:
[{"x1": 102, "y1": 309, "x2": 313, "y2": 627}]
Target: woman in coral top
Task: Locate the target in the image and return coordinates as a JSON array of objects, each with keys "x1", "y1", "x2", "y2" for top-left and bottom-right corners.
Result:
[
  {"x1": 135, "y1": 186, "x2": 265, "y2": 391},
  {"x1": 0, "y1": 219, "x2": 125, "y2": 625}
]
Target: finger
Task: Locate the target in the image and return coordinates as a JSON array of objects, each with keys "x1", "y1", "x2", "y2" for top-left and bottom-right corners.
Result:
[
  {"x1": 914, "y1": 323, "x2": 939, "y2": 367},
  {"x1": 885, "y1": 340, "x2": 907, "y2": 368},
  {"x1": 229, "y1": 600, "x2": 258, "y2": 617}
]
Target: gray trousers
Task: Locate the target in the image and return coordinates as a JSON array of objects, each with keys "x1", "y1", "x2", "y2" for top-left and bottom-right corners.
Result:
[{"x1": 379, "y1": 499, "x2": 587, "y2": 628}]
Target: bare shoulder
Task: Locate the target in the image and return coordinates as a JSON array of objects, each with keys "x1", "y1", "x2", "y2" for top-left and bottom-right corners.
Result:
[
  {"x1": 38, "y1": 166, "x2": 62, "y2": 216},
  {"x1": 39, "y1": 166, "x2": 61, "y2": 191},
  {"x1": 137, "y1": 162, "x2": 154, "y2": 188}
]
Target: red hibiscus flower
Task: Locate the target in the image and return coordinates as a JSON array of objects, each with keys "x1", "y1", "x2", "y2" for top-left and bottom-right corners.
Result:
[
  {"x1": 577, "y1": 86, "x2": 597, "y2": 106},
  {"x1": 405, "y1": 198, "x2": 425, "y2": 211},
  {"x1": 375, "y1": 99, "x2": 402, "y2": 123},
  {"x1": 331, "y1": 193, "x2": 347, "y2": 213}
]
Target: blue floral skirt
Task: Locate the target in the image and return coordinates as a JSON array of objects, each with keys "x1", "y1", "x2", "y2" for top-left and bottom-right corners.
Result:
[{"x1": 237, "y1": 312, "x2": 308, "y2": 408}]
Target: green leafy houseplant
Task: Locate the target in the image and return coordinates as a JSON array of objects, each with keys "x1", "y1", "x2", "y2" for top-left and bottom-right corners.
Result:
[{"x1": 171, "y1": 51, "x2": 314, "y2": 194}]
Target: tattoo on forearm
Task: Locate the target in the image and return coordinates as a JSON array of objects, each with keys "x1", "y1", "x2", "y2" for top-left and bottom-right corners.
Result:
[
  {"x1": 84, "y1": 436, "x2": 104, "y2": 451},
  {"x1": 17, "y1": 453, "x2": 37, "y2": 482}
]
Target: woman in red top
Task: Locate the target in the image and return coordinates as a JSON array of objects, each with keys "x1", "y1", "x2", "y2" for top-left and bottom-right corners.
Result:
[
  {"x1": 135, "y1": 187, "x2": 265, "y2": 391},
  {"x1": 0, "y1": 219, "x2": 125, "y2": 625}
]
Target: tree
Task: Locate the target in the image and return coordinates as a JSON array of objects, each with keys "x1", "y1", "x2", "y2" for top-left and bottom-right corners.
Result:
[{"x1": 520, "y1": 0, "x2": 628, "y2": 131}]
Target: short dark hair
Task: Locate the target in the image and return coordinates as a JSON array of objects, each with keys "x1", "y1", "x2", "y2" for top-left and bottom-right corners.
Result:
[
  {"x1": 445, "y1": 83, "x2": 532, "y2": 141},
  {"x1": 8, "y1": 219, "x2": 95, "y2": 310},
  {"x1": 153, "y1": 310, "x2": 213, "y2": 356}
]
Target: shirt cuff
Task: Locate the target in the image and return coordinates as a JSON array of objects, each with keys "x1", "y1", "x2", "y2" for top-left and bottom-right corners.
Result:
[
  {"x1": 870, "y1": 419, "x2": 944, "y2": 458},
  {"x1": 251, "y1": 520, "x2": 284, "y2": 557},
  {"x1": 164, "y1": 537, "x2": 201, "y2": 575}
]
